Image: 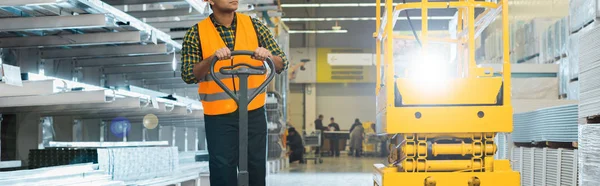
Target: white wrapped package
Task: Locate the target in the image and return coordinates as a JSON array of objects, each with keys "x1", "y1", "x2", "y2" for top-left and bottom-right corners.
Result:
[
  {"x1": 513, "y1": 104, "x2": 578, "y2": 143},
  {"x1": 96, "y1": 146, "x2": 179, "y2": 182},
  {"x1": 569, "y1": 32, "x2": 581, "y2": 80},
  {"x1": 559, "y1": 59, "x2": 570, "y2": 96},
  {"x1": 547, "y1": 26, "x2": 555, "y2": 61},
  {"x1": 512, "y1": 147, "x2": 579, "y2": 186},
  {"x1": 578, "y1": 24, "x2": 600, "y2": 118},
  {"x1": 540, "y1": 30, "x2": 548, "y2": 63},
  {"x1": 554, "y1": 21, "x2": 561, "y2": 58},
  {"x1": 570, "y1": 0, "x2": 600, "y2": 32},
  {"x1": 484, "y1": 31, "x2": 502, "y2": 61},
  {"x1": 568, "y1": 81, "x2": 580, "y2": 100},
  {"x1": 559, "y1": 18, "x2": 568, "y2": 56},
  {"x1": 578, "y1": 124, "x2": 600, "y2": 186},
  {"x1": 512, "y1": 78, "x2": 559, "y2": 99}
]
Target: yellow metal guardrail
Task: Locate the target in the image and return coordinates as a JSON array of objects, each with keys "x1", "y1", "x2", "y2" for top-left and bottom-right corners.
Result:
[{"x1": 374, "y1": 0, "x2": 512, "y2": 107}]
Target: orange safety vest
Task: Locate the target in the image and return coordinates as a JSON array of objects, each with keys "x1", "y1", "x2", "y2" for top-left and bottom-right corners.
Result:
[{"x1": 197, "y1": 13, "x2": 267, "y2": 116}]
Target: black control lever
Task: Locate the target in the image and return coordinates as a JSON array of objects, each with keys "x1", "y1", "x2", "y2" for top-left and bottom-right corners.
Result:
[
  {"x1": 209, "y1": 50, "x2": 276, "y2": 104},
  {"x1": 208, "y1": 50, "x2": 276, "y2": 186},
  {"x1": 219, "y1": 63, "x2": 268, "y2": 76}
]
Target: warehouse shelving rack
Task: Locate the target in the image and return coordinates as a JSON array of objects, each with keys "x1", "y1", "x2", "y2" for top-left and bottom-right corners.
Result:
[{"x1": 0, "y1": 0, "x2": 214, "y2": 185}]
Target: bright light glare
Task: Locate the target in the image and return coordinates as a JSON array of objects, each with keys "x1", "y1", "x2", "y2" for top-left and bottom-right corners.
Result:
[{"x1": 406, "y1": 55, "x2": 450, "y2": 90}]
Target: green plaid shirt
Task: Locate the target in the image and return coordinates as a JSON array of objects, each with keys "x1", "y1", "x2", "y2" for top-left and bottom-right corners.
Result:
[{"x1": 181, "y1": 13, "x2": 288, "y2": 84}]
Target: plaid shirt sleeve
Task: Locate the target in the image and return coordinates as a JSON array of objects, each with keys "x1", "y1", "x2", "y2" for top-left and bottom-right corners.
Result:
[
  {"x1": 180, "y1": 24, "x2": 201, "y2": 84},
  {"x1": 251, "y1": 18, "x2": 289, "y2": 73}
]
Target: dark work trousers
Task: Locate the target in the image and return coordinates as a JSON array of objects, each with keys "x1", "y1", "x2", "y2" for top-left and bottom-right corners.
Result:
[
  {"x1": 315, "y1": 130, "x2": 324, "y2": 155},
  {"x1": 289, "y1": 148, "x2": 304, "y2": 163},
  {"x1": 330, "y1": 138, "x2": 340, "y2": 157},
  {"x1": 204, "y1": 107, "x2": 267, "y2": 186}
]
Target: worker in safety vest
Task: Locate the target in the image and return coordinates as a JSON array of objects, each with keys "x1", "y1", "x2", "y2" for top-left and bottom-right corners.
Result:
[{"x1": 180, "y1": 0, "x2": 288, "y2": 185}]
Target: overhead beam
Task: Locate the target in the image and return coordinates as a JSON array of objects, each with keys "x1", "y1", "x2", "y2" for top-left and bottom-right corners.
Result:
[
  {"x1": 125, "y1": 71, "x2": 182, "y2": 80},
  {"x1": 0, "y1": 14, "x2": 113, "y2": 32},
  {"x1": 127, "y1": 5, "x2": 275, "y2": 18},
  {"x1": 166, "y1": 31, "x2": 186, "y2": 39},
  {"x1": 128, "y1": 7, "x2": 201, "y2": 18},
  {"x1": 0, "y1": 31, "x2": 143, "y2": 48},
  {"x1": 102, "y1": 0, "x2": 182, "y2": 5},
  {"x1": 159, "y1": 83, "x2": 198, "y2": 89},
  {"x1": 146, "y1": 10, "x2": 279, "y2": 28},
  {"x1": 0, "y1": 0, "x2": 65, "y2": 7},
  {"x1": 74, "y1": 54, "x2": 175, "y2": 67},
  {"x1": 69, "y1": 0, "x2": 182, "y2": 51},
  {"x1": 102, "y1": 63, "x2": 180, "y2": 74},
  {"x1": 143, "y1": 77, "x2": 183, "y2": 85},
  {"x1": 40, "y1": 43, "x2": 169, "y2": 59},
  {"x1": 148, "y1": 20, "x2": 201, "y2": 29}
]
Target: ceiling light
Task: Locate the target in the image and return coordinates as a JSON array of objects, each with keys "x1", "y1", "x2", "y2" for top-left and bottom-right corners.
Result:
[{"x1": 288, "y1": 30, "x2": 348, "y2": 34}]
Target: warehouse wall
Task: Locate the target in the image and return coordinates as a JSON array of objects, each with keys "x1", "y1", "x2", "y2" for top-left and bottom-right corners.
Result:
[
  {"x1": 316, "y1": 83, "x2": 376, "y2": 130},
  {"x1": 288, "y1": 47, "x2": 377, "y2": 131},
  {"x1": 288, "y1": 84, "x2": 305, "y2": 133},
  {"x1": 304, "y1": 83, "x2": 317, "y2": 133}
]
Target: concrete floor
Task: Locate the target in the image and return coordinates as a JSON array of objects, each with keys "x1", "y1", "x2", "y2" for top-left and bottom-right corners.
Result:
[{"x1": 268, "y1": 155, "x2": 387, "y2": 186}]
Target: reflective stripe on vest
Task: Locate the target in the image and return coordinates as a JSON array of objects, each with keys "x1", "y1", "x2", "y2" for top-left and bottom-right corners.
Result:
[
  {"x1": 199, "y1": 87, "x2": 263, "y2": 102},
  {"x1": 197, "y1": 13, "x2": 267, "y2": 116},
  {"x1": 198, "y1": 72, "x2": 231, "y2": 82}
]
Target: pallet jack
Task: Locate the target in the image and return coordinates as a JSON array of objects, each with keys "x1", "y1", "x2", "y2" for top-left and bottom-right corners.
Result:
[{"x1": 209, "y1": 50, "x2": 276, "y2": 186}]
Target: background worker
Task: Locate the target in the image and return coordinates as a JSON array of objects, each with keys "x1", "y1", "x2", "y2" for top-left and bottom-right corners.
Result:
[
  {"x1": 349, "y1": 119, "x2": 365, "y2": 157},
  {"x1": 349, "y1": 118, "x2": 362, "y2": 135},
  {"x1": 349, "y1": 118, "x2": 363, "y2": 156},
  {"x1": 180, "y1": 0, "x2": 288, "y2": 185},
  {"x1": 328, "y1": 117, "x2": 341, "y2": 157},
  {"x1": 314, "y1": 114, "x2": 325, "y2": 154},
  {"x1": 286, "y1": 127, "x2": 305, "y2": 163}
]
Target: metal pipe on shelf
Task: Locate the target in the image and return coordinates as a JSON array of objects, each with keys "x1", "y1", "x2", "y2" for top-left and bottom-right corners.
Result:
[
  {"x1": 172, "y1": 126, "x2": 176, "y2": 147},
  {"x1": 39, "y1": 116, "x2": 55, "y2": 149},
  {"x1": 100, "y1": 120, "x2": 106, "y2": 142},
  {"x1": 184, "y1": 128, "x2": 188, "y2": 152},
  {"x1": 143, "y1": 128, "x2": 147, "y2": 142},
  {"x1": 73, "y1": 119, "x2": 82, "y2": 142},
  {"x1": 194, "y1": 128, "x2": 199, "y2": 151}
]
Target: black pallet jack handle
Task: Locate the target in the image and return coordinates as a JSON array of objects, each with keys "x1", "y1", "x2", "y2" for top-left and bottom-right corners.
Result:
[{"x1": 209, "y1": 50, "x2": 276, "y2": 186}]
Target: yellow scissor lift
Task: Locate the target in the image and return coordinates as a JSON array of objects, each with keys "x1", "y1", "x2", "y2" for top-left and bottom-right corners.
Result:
[{"x1": 373, "y1": 0, "x2": 520, "y2": 185}]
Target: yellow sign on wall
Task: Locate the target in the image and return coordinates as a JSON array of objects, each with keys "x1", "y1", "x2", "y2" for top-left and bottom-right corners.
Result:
[{"x1": 316, "y1": 48, "x2": 376, "y2": 83}]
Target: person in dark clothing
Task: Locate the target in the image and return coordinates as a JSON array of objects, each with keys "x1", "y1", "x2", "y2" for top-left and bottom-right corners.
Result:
[
  {"x1": 349, "y1": 118, "x2": 362, "y2": 134},
  {"x1": 349, "y1": 118, "x2": 363, "y2": 155},
  {"x1": 328, "y1": 117, "x2": 341, "y2": 157},
  {"x1": 314, "y1": 114, "x2": 325, "y2": 154},
  {"x1": 314, "y1": 115, "x2": 325, "y2": 131},
  {"x1": 328, "y1": 117, "x2": 341, "y2": 131},
  {"x1": 286, "y1": 127, "x2": 304, "y2": 163},
  {"x1": 349, "y1": 122, "x2": 364, "y2": 157}
]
